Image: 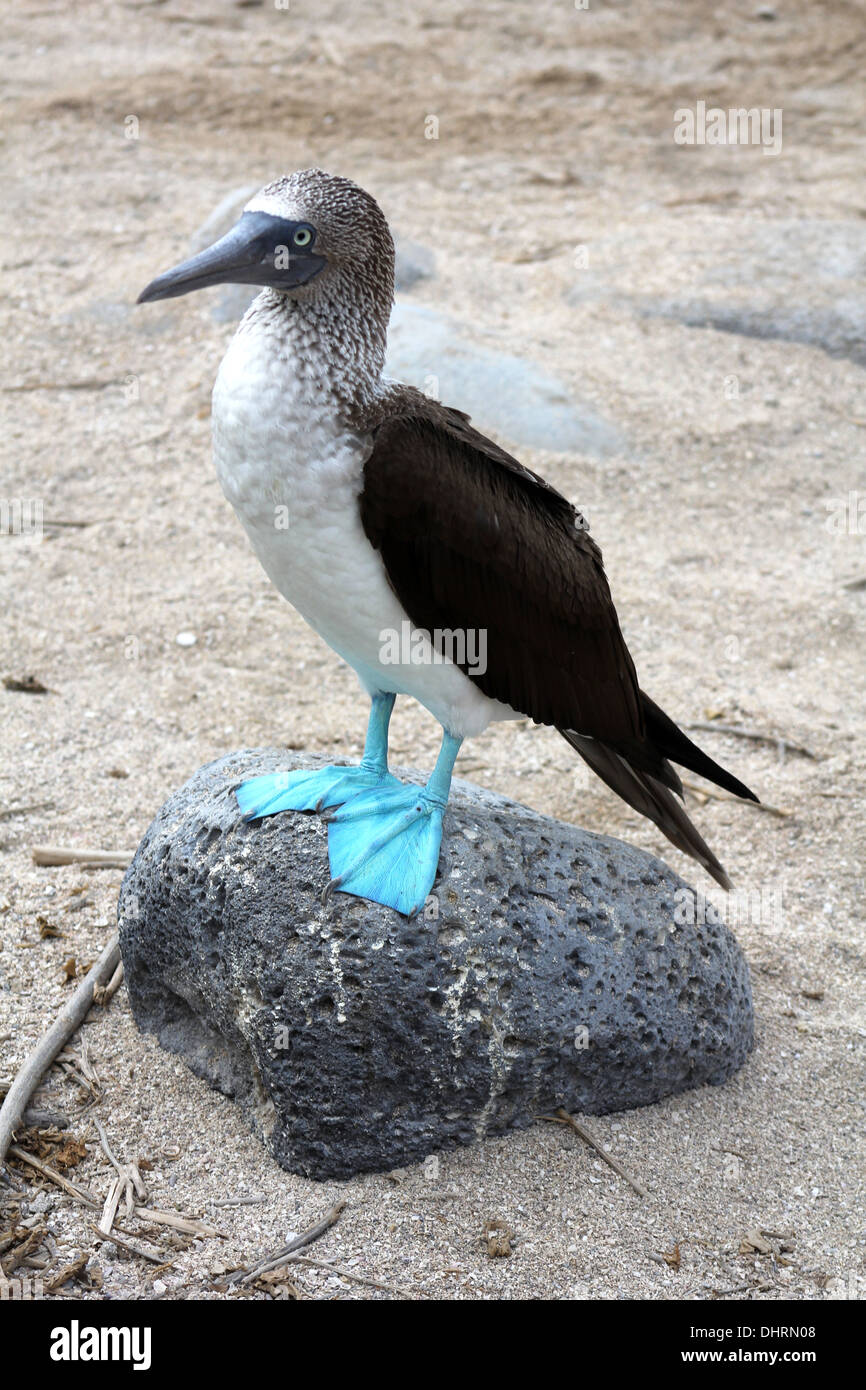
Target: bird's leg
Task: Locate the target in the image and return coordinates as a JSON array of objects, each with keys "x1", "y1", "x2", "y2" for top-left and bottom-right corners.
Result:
[
  {"x1": 235, "y1": 691, "x2": 401, "y2": 821},
  {"x1": 356, "y1": 690, "x2": 397, "y2": 782},
  {"x1": 324, "y1": 729, "x2": 463, "y2": 917}
]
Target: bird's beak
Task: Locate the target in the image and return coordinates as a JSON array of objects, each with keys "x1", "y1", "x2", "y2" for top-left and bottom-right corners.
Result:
[{"x1": 137, "y1": 211, "x2": 326, "y2": 304}]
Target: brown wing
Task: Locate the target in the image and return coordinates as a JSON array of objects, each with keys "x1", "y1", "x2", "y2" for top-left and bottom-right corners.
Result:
[{"x1": 359, "y1": 398, "x2": 643, "y2": 743}]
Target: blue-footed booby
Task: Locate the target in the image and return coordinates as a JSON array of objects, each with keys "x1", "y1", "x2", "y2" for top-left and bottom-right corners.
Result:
[{"x1": 138, "y1": 169, "x2": 758, "y2": 916}]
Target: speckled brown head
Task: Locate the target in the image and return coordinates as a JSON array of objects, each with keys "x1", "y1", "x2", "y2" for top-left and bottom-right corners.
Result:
[{"x1": 137, "y1": 168, "x2": 395, "y2": 351}]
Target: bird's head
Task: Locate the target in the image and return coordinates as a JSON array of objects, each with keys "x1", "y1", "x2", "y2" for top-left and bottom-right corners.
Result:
[{"x1": 137, "y1": 169, "x2": 395, "y2": 324}]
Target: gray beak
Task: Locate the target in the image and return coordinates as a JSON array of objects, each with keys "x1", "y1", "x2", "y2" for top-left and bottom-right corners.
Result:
[{"x1": 137, "y1": 211, "x2": 325, "y2": 304}]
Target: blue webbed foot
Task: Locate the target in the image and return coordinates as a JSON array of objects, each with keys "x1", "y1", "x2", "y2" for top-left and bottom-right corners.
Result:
[
  {"x1": 324, "y1": 782, "x2": 446, "y2": 917},
  {"x1": 236, "y1": 763, "x2": 401, "y2": 821}
]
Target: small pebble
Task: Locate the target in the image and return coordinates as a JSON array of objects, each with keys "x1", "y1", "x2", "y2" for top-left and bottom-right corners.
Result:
[{"x1": 175, "y1": 631, "x2": 197, "y2": 648}]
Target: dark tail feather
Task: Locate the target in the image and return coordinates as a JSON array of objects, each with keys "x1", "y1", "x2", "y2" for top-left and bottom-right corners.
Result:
[
  {"x1": 561, "y1": 729, "x2": 734, "y2": 890},
  {"x1": 640, "y1": 693, "x2": 759, "y2": 803}
]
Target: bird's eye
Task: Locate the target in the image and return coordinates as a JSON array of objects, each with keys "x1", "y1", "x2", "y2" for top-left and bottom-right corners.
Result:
[{"x1": 293, "y1": 226, "x2": 314, "y2": 248}]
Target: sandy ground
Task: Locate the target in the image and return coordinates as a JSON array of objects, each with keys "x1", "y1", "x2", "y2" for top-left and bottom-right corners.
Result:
[{"x1": 1, "y1": 0, "x2": 864, "y2": 1300}]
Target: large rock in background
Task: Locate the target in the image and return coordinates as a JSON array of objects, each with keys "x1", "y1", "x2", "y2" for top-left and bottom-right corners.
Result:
[
  {"x1": 385, "y1": 302, "x2": 624, "y2": 455},
  {"x1": 565, "y1": 217, "x2": 866, "y2": 365},
  {"x1": 118, "y1": 751, "x2": 754, "y2": 1180}
]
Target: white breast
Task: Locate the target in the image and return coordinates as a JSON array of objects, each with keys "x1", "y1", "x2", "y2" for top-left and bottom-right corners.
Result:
[{"x1": 211, "y1": 300, "x2": 517, "y2": 738}]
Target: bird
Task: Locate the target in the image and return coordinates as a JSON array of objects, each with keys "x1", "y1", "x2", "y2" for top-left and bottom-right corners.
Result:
[{"x1": 138, "y1": 168, "x2": 758, "y2": 917}]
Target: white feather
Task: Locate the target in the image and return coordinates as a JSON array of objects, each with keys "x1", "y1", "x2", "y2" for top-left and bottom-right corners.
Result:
[{"x1": 212, "y1": 295, "x2": 519, "y2": 738}]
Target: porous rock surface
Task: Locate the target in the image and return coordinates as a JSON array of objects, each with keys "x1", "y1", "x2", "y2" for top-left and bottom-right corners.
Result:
[{"x1": 118, "y1": 750, "x2": 754, "y2": 1179}]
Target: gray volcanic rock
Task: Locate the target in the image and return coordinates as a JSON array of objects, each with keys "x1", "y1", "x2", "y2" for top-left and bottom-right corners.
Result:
[
  {"x1": 393, "y1": 237, "x2": 436, "y2": 290},
  {"x1": 565, "y1": 218, "x2": 866, "y2": 366},
  {"x1": 639, "y1": 298, "x2": 866, "y2": 367},
  {"x1": 118, "y1": 750, "x2": 754, "y2": 1180},
  {"x1": 385, "y1": 302, "x2": 624, "y2": 455}
]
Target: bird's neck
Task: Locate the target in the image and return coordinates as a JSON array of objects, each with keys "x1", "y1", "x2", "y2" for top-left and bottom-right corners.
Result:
[{"x1": 244, "y1": 277, "x2": 390, "y2": 424}]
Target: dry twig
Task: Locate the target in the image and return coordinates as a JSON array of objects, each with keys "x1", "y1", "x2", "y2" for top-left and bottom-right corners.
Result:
[
  {"x1": 0, "y1": 937, "x2": 121, "y2": 1163},
  {"x1": 286, "y1": 1254, "x2": 418, "y2": 1298},
  {"x1": 133, "y1": 1207, "x2": 224, "y2": 1238},
  {"x1": 93, "y1": 962, "x2": 124, "y2": 1007},
  {"x1": 90, "y1": 1223, "x2": 169, "y2": 1266},
  {"x1": 681, "y1": 779, "x2": 791, "y2": 818},
  {"x1": 543, "y1": 1108, "x2": 649, "y2": 1198},
  {"x1": 0, "y1": 801, "x2": 54, "y2": 821},
  {"x1": 686, "y1": 722, "x2": 816, "y2": 761},
  {"x1": 237, "y1": 1201, "x2": 346, "y2": 1285},
  {"x1": 6, "y1": 1146, "x2": 101, "y2": 1207},
  {"x1": 32, "y1": 847, "x2": 134, "y2": 868}
]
